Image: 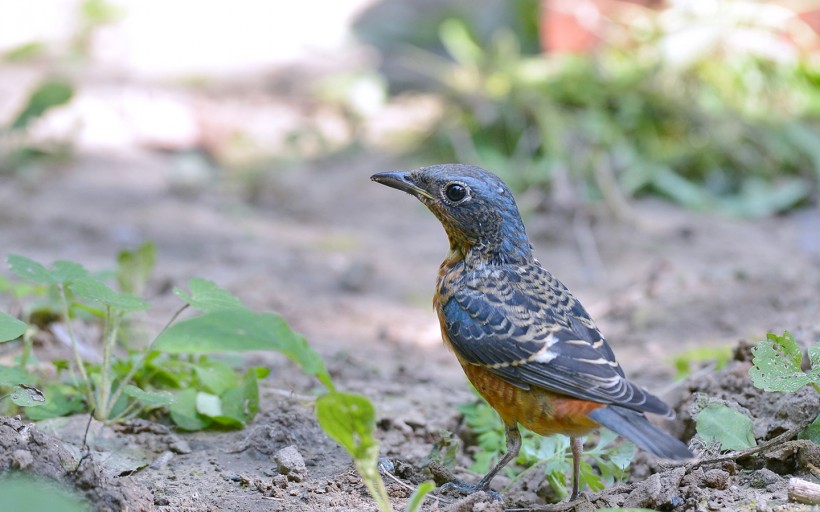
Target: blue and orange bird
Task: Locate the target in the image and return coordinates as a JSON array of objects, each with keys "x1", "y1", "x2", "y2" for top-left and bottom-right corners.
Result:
[{"x1": 371, "y1": 164, "x2": 692, "y2": 501}]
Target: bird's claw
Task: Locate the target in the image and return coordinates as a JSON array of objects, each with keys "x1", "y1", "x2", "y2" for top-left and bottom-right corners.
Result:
[{"x1": 440, "y1": 480, "x2": 503, "y2": 502}]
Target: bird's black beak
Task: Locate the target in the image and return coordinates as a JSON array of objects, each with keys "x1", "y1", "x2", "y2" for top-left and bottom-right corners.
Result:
[{"x1": 371, "y1": 171, "x2": 434, "y2": 200}]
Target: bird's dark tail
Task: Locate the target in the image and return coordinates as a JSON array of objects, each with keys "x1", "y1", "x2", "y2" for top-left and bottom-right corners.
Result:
[{"x1": 588, "y1": 406, "x2": 693, "y2": 460}]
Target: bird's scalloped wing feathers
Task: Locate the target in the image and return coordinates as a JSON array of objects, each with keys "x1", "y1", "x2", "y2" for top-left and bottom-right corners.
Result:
[{"x1": 442, "y1": 265, "x2": 673, "y2": 418}]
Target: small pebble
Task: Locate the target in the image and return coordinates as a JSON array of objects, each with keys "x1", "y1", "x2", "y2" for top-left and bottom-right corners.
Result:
[{"x1": 274, "y1": 445, "x2": 307, "y2": 482}]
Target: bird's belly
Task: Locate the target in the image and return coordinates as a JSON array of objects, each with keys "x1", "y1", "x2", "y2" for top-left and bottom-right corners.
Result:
[{"x1": 461, "y1": 362, "x2": 602, "y2": 437}]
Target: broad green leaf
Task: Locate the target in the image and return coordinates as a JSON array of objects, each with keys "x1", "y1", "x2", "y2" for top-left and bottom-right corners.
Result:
[
  {"x1": 193, "y1": 361, "x2": 239, "y2": 395},
  {"x1": 195, "y1": 392, "x2": 222, "y2": 417},
  {"x1": 122, "y1": 385, "x2": 174, "y2": 408},
  {"x1": 240, "y1": 370, "x2": 260, "y2": 416},
  {"x1": 117, "y1": 243, "x2": 156, "y2": 294},
  {"x1": 316, "y1": 391, "x2": 390, "y2": 509},
  {"x1": 50, "y1": 261, "x2": 88, "y2": 283},
  {"x1": 7, "y1": 255, "x2": 53, "y2": 285},
  {"x1": 174, "y1": 278, "x2": 243, "y2": 313},
  {"x1": 580, "y1": 460, "x2": 603, "y2": 491},
  {"x1": 222, "y1": 369, "x2": 260, "y2": 423},
  {"x1": 316, "y1": 392, "x2": 378, "y2": 460},
  {"x1": 0, "y1": 312, "x2": 26, "y2": 342},
  {"x1": 0, "y1": 366, "x2": 37, "y2": 386},
  {"x1": 68, "y1": 278, "x2": 150, "y2": 312},
  {"x1": 207, "y1": 414, "x2": 245, "y2": 429},
  {"x1": 10, "y1": 385, "x2": 45, "y2": 407},
  {"x1": 196, "y1": 391, "x2": 244, "y2": 428},
  {"x1": 749, "y1": 331, "x2": 820, "y2": 392},
  {"x1": 798, "y1": 414, "x2": 820, "y2": 444},
  {"x1": 0, "y1": 475, "x2": 90, "y2": 512},
  {"x1": 406, "y1": 480, "x2": 436, "y2": 512},
  {"x1": 154, "y1": 309, "x2": 333, "y2": 389},
  {"x1": 11, "y1": 79, "x2": 74, "y2": 131},
  {"x1": 696, "y1": 404, "x2": 756, "y2": 451},
  {"x1": 170, "y1": 389, "x2": 210, "y2": 431}
]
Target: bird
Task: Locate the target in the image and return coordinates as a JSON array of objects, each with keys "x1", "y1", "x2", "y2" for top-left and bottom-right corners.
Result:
[{"x1": 371, "y1": 164, "x2": 692, "y2": 501}]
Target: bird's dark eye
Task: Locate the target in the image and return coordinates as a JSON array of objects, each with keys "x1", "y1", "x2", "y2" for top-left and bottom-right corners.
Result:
[{"x1": 444, "y1": 183, "x2": 467, "y2": 202}]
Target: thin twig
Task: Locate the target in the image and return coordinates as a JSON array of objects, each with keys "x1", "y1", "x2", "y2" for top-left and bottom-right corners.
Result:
[
  {"x1": 69, "y1": 410, "x2": 96, "y2": 474},
  {"x1": 379, "y1": 468, "x2": 453, "y2": 505}
]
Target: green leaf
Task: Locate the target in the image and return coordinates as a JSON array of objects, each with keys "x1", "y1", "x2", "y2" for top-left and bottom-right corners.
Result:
[
  {"x1": 7, "y1": 255, "x2": 53, "y2": 285},
  {"x1": 316, "y1": 391, "x2": 392, "y2": 512},
  {"x1": 117, "y1": 243, "x2": 156, "y2": 294},
  {"x1": 316, "y1": 392, "x2": 378, "y2": 460},
  {"x1": 10, "y1": 385, "x2": 45, "y2": 407},
  {"x1": 174, "y1": 278, "x2": 243, "y2": 313},
  {"x1": 406, "y1": 480, "x2": 436, "y2": 512},
  {"x1": 0, "y1": 366, "x2": 37, "y2": 386},
  {"x1": 0, "y1": 312, "x2": 27, "y2": 342},
  {"x1": 122, "y1": 385, "x2": 174, "y2": 408},
  {"x1": 11, "y1": 79, "x2": 74, "y2": 131},
  {"x1": 798, "y1": 414, "x2": 820, "y2": 444},
  {"x1": 154, "y1": 309, "x2": 333, "y2": 389},
  {"x1": 4, "y1": 42, "x2": 44, "y2": 62},
  {"x1": 749, "y1": 331, "x2": 820, "y2": 392},
  {"x1": 696, "y1": 404, "x2": 757, "y2": 451},
  {"x1": 0, "y1": 475, "x2": 90, "y2": 512},
  {"x1": 439, "y1": 18, "x2": 483, "y2": 68},
  {"x1": 195, "y1": 392, "x2": 222, "y2": 417},
  {"x1": 193, "y1": 361, "x2": 239, "y2": 395},
  {"x1": 68, "y1": 278, "x2": 150, "y2": 312},
  {"x1": 50, "y1": 261, "x2": 89, "y2": 283},
  {"x1": 193, "y1": 391, "x2": 244, "y2": 429},
  {"x1": 23, "y1": 385, "x2": 84, "y2": 420},
  {"x1": 219, "y1": 369, "x2": 259, "y2": 424},
  {"x1": 170, "y1": 389, "x2": 211, "y2": 431}
]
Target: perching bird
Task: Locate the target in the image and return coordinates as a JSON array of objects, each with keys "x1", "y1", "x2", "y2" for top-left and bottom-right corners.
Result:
[{"x1": 371, "y1": 164, "x2": 692, "y2": 501}]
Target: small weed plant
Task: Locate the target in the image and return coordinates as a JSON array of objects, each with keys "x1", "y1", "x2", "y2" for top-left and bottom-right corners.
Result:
[
  {"x1": 695, "y1": 331, "x2": 820, "y2": 450},
  {"x1": 0, "y1": 245, "x2": 433, "y2": 512}
]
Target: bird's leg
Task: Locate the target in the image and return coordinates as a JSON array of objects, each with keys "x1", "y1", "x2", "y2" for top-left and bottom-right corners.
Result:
[
  {"x1": 475, "y1": 423, "x2": 522, "y2": 490},
  {"x1": 443, "y1": 423, "x2": 521, "y2": 499},
  {"x1": 569, "y1": 436, "x2": 583, "y2": 501}
]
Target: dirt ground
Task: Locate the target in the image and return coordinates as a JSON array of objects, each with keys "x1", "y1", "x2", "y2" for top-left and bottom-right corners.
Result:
[{"x1": 1, "y1": 151, "x2": 820, "y2": 511}]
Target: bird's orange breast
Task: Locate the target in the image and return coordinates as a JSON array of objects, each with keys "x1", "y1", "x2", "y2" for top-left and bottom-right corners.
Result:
[{"x1": 459, "y1": 360, "x2": 602, "y2": 437}]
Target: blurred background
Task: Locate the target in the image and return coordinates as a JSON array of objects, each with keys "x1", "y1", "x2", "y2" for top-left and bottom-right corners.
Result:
[{"x1": 2, "y1": 0, "x2": 820, "y2": 363}]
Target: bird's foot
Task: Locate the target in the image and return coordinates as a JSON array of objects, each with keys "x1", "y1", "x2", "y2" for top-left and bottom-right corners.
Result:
[{"x1": 439, "y1": 479, "x2": 503, "y2": 502}]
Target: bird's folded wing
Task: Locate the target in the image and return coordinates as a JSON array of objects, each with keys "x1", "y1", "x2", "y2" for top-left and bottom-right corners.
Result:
[{"x1": 441, "y1": 267, "x2": 673, "y2": 418}]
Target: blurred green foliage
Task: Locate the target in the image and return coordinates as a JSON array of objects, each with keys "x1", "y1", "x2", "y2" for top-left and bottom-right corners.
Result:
[
  {"x1": 0, "y1": 78, "x2": 75, "y2": 174},
  {"x1": 408, "y1": 3, "x2": 820, "y2": 217}
]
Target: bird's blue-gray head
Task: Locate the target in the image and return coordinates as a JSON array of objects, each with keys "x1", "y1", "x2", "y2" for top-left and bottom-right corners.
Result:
[{"x1": 371, "y1": 164, "x2": 533, "y2": 266}]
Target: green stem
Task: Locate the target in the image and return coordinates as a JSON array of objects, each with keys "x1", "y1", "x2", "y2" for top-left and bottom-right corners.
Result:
[
  {"x1": 19, "y1": 327, "x2": 35, "y2": 368},
  {"x1": 357, "y1": 463, "x2": 392, "y2": 512},
  {"x1": 58, "y1": 285, "x2": 94, "y2": 407},
  {"x1": 106, "y1": 303, "x2": 189, "y2": 413},
  {"x1": 98, "y1": 306, "x2": 119, "y2": 420}
]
